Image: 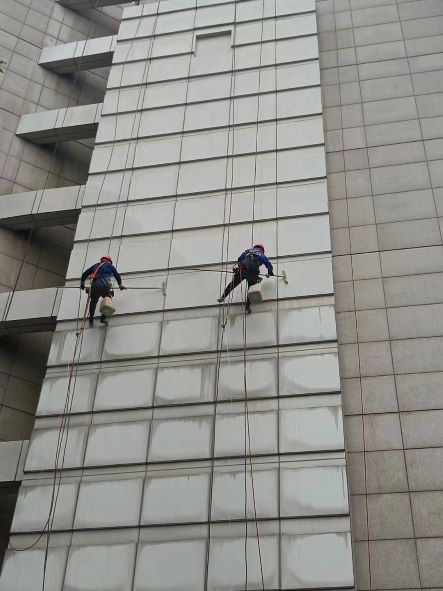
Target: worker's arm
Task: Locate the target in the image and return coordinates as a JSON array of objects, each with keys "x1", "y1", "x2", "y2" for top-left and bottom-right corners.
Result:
[
  {"x1": 80, "y1": 263, "x2": 98, "y2": 288},
  {"x1": 238, "y1": 250, "x2": 247, "y2": 262},
  {"x1": 260, "y1": 254, "x2": 274, "y2": 276},
  {"x1": 110, "y1": 265, "x2": 126, "y2": 290}
]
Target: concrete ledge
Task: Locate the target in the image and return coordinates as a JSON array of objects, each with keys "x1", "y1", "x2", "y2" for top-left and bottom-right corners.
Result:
[
  {"x1": 40, "y1": 36, "x2": 116, "y2": 74},
  {"x1": 0, "y1": 288, "x2": 63, "y2": 335},
  {"x1": 0, "y1": 186, "x2": 84, "y2": 230},
  {"x1": 16, "y1": 104, "x2": 102, "y2": 144}
]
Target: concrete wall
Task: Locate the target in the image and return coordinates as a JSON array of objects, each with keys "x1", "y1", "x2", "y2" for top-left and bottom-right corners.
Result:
[{"x1": 317, "y1": 0, "x2": 443, "y2": 588}]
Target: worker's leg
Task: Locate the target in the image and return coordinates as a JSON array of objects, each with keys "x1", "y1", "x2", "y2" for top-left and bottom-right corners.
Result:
[
  {"x1": 219, "y1": 268, "x2": 244, "y2": 301},
  {"x1": 245, "y1": 275, "x2": 261, "y2": 314},
  {"x1": 89, "y1": 289, "x2": 100, "y2": 325}
]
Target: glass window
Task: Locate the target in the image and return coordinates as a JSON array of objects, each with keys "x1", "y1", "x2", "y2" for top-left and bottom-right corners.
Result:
[
  {"x1": 155, "y1": 364, "x2": 215, "y2": 405},
  {"x1": 281, "y1": 464, "x2": 349, "y2": 517},
  {"x1": 277, "y1": 181, "x2": 328, "y2": 218},
  {"x1": 74, "y1": 478, "x2": 143, "y2": 528},
  {"x1": 0, "y1": 547, "x2": 67, "y2": 591},
  {"x1": 25, "y1": 426, "x2": 88, "y2": 471},
  {"x1": 120, "y1": 62, "x2": 145, "y2": 87},
  {"x1": 84, "y1": 421, "x2": 149, "y2": 467},
  {"x1": 174, "y1": 193, "x2": 226, "y2": 229},
  {"x1": 64, "y1": 544, "x2": 136, "y2": 591},
  {"x1": 114, "y1": 38, "x2": 152, "y2": 63},
  {"x1": 12, "y1": 483, "x2": 78, "y2": 532},
  {"x1": 281, "y1": 531, "x2": 353, "y2": 589},
  {"x1": 48, "y1": 326, "x2": 105, "y2": 366},
  {"x1": 134, "y1": 136, "x2": 182, "y2": 167},
  {"x1": 170, "y1": 225, "x2": 224, "y2": 267},
  {"x1": 161, "y1": 317, "x2": 219, "y2": 355},
  {"x1": 276, "y1": 61, "x2": 320, "y2": 92},
  {"x1": 103, "y1": 323, "x2": 161, "y2": 360},
  {"x1": 208, "y1": 532, "x2": 279, "y2": 590},
  {"x1": 37, "y1": 374, "x2": 97, "y2": 416},
  {"x1": 148, "y1": 54, "x2": 191, "y2": 83},
  {"x1": 195, "y1": 4, "x2": 235, "y2": 28},
  {"x1": 181, "y1": 128, "x2": 229, "y2": 161},
  {"x1": 279, "y1": 256, "x2": 334, "y2": 299},
  {"x1": 211, "y1": 466, "x2": 278, "y2": 520},
  {"x1": 278, "y1": 306, "x2": 337, "y2": 345},
  {"x1": 218, "y1": 358, "x2": 277, "y2": 400},
  {"x1": 278, "y1": 147, "x2": 326, "y2": 184},
  {"x1": 190, "y1": 31, "x2": 233, "y2": 76},
  {"x1": 278, "y1": 214, "x2": 330, "y2": 256},
  {"x1": 129, "y1": 165, "x2": 180, "y2": 200},
  {"x1": 279, "y1": 354, "x2": 340, "y2": 396},
  {"x1": 94, "y1": 368, "x2": 155, "y2": 411},
  {"x1": 156, "y1": 9, "x2": 196, "y2": 35},
  {"x1": 187, "y1": 73, "x2": 231, "y2": 103},
  {"x1": 278, "y1": 87, "x2": 322, "y2": 119},
  {"x1": 123, "y1": 200, "x2": 175, "y2": 235},
  {"x1": 143, "y1": 80, "x2": 188, "y2": 109},
  {"x1": 139, "y1": 106, "x2": 185, "y2": 137},
  {"x1": 275, "y1": 0, "x2": 315, "y2": 16},
  {"x1": 184, "y1": 100, "x2": 231, "y2": 132},
  {"x1": 134, "y1": 539, "x2": 206, "y2": 591},
  {"x1": 280, "y1": 404, "x2": 344, "y2": 453},
  {"x1": 118, "y1": 234, "x2": 171, "y2": 272},
  {"x1": 277, "y1": 116, "x2": 324, "y2": 150},
  {"x1": 214, "y1": 408, "x2": 278, "y2": 457},
  {"x1": 141, "y1": 472, "x2": 210, "y2": 524},
  {"x1": 223, "y1": 310, "x2": 278, "y2": 349},
  {"x1": 164, "y1": 270, "x2": 221, "y2": 309},
  {"x1": 152, "y1": 32, "x2": 194, "y2": 58},
  {"x1": 148, "y1": 416, "x2": 212, "y2": 462}
]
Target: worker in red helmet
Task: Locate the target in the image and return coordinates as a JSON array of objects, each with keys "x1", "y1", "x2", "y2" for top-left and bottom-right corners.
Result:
[
  {"x1": 80, "y1": 255, "x2": 126, "y2": 326},
  {"x1": 218, "y1": 243, "x2": 274, "y2": 314}
]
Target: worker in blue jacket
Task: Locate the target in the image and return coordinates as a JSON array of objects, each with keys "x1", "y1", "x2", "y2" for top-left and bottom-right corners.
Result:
[
  {"x1": 80, "y1": 255, "x2": 126, "y2": 326},
  {"x1": 218, "y1": 243, "x2": 274, "y2": 313}
]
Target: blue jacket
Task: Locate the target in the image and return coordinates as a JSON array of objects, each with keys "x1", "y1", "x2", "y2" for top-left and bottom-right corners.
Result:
[
  {"x1": 81, "y1": 261, "x2": 122, "y2": 289},
  {"x1": 238, "y1": 248, "x2": 274, "y2": 275}
]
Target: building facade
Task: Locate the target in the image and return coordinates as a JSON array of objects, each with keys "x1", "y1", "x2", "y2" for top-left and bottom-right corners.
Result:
[{"x1": 0, "y1": 0, "x2": 441, "y2": 589}]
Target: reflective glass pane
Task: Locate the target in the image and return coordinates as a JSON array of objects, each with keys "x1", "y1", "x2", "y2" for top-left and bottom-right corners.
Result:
[
  {"x1": 142, "y1": 472, "x2": 210, "y2": 524},
  {"x1": 281, "y1": 465, "x2": 349, "y2": 517},
  {"x1": 218, "y1": 359, "x2": 277, "y2": 400},
  {"x1": 160, "y1": 317, "x2": 218, "y2": 355},
  {"x1": 280, "y1": 406, "x2": 344, "y2": 453},
  {"x1": 281, "y1": 532, "x2": 353, "y2": 589},
  {"x1": 280, "y1": 354, "x2": 340, "y2": 396},
  {"x1": 64, "y1": 544, "x2": 136, "y2": 591},
  {"x1": 155, "y1": 364, "x2": 215, "y2": 405},
  {"x1": 211, "y1": 467, "x2": 278, "y2": 520},
  {"x1": 149, "y1": 416, "x2": 212, "y2": 461},
  {"x1": 135, "y1": 540, "x2": 206, "y2": 591},
  {"x1": 12, "y1": 483, "x2": 78, "y2": 532},
  {"x1": 25, "y1": 426, "x2": 87, "y2": 471},
  {"x1": 278, "y1": 306, "x2": 337, "y2": 345},
  {"x1": 0, "y1": 548, "x2": 67, "y2": 591},
  {"x1": 278, "y1": 215, "x2": 331, "y2": 256},
  {"x1": 214, "y1": 410, "x2": 277, "y2": 457},
  {"x1": 37, "y1": 374, "x2": 96, "y2": 416},
  {"x1": 74, "y1": 478, "x2": 143, "y2": 528},
  {"x1": 103, "y1": 323, "x2": 161, "y2": 360},
  {"x1": 94, "y1": 369, "x2": 155, "y2": 411},
  {"x1": 84, "y1": 421, "x2": 149, "y2": 467}
]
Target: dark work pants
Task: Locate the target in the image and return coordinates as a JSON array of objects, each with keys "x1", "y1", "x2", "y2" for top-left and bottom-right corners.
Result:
[
  {"x1": 222, "y1": 265, "x2": 260, "y2": 309},
  {"x1": 89, "y1": 286, "x2": 112, "y2": 321}
]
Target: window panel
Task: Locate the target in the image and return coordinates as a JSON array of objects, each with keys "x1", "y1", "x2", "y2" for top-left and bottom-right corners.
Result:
[
  {"x1": 12, "y1": 483, "x2": 78, "y2": 532},
  {"x1": 195, "y1": 4, "x2": 235, "y2": 28},
  {"x1": 280, "y1": 354, "x2": 340, "y2": 396},
  {"x1": 134, "y1": 540, "x2": 206, "y2": 591},
  {"x1": 84, "y1": 421, "x2": 149, "y2": 467},
  {"x1": 190, "y1": 31, "x2": 233, "y2": 76},
  {"x1": 134, "y1": 136, "x2": 181, "y2": 167},
  {"x1": 74, "y1": 478, "x2": 143, "y2": 528},
  {"x1": 142, "y1": 472, "x2": 210, "y2": 524},
  {"x1": 278, "y1": 215, "x2": 330, "y2": 256},
  {"x1": 148, "y1": 54, "x2": 191, "y2": 83},
  {"x1": 123, "y1": 200, "x2": 175, "y2": 235},
  {"x1": 278, "y1": 306, "x2": 337, "y2": 345},
  {"x1": 187, "y1": 73, "x2": 231, "y2": 103},
  {"x1": 169, "y1": 226, "x2": 224, "y2": 267},
  {"x1": 208, "y1": 533, "x2": 279, "y2": 590},
  {"x1": 118, "y1": 234, "x2": 170, "y2": 272},
  {"x1": 174, "y1": 193, "x2": 226, "y2": 229},
  {"x1": 184, "y1": 100, "x2": 231, "y2": 131},
  {"x1": 218, "y1": 358, "x2": 277, "y2": 400},
  {"x1": 277, "y1": 117, "x2": 324, "y2": 149},
  {"x1": 25, "y1": 426, "x2": 88, "y2": 471},
  {"x1": 211, "y1": 466, "x2": 278, "y2": 520},
  {"x1": 278, "y1": 87, "x2": 322, "y2": 119},
  {"x1": 155, "y1": 364, "x2": 215, "y2": 405},
  {"x1": 277, "y1": 181, "x2": 328, "y2": 217},
  {"x1": 143, "y1": 80, "x2": 188, "y2": 109},
  {"x1": 280, "y1": 406, "x2": 344, "y2": 453},
  {"x1": 129, "y1": 165, "x2": 179, "y2": 200},
  {"x1": 0, "y1": 548, "x2": 67, "y2": 591},
  {"x1": 37, "y1": 374, "x2": 96, "y2": 416},
  {"x1": 281, "y1": 465, "x2": 349, "y2": 517},
  {"x1": 64, "y1": 544, "x2": 136, "y2": 591},
  {"x1": 181, "y1": 128, "x2": 229, "y2": 161},
  {"x1": 94, "y1": 368, "x2": 155, "y2": 411},
  {"x1": 278, "y1": 257, "x2": 334, "y2": 299},
  {"x1": 103, "y1": 323, "x2": 161, "y2": 360},
  {"x1": 222, "y1": 310, "x2": 278, "y2": 349},
  {"x1": 48, "y1": 328, "x2": 105, "y2": 366},
  {"x1": 276, "y1": 61, "x2": 320, "y2": 92},
  {"x1": 148, "y1": 416, "x2": 212, "y2": 462},
  {"x1": 178, "y1": 158, "x2": 228, "y2": 194},
  {"x1": 156, "y1": 10, "x2": 196, "y2": 35},
  {"x1": 164, "y1": 270, "x2": 221, "y2": 309},
  {"x1": 139, "y1": 106, "x2": 185, "y2": 137},
  {"x1": 152, "y1": 32, "x2": 194, "y2": 58},
  {"x1": 214, "y1": 409, "x2": 278, "y2": 457},
  {"x1": 160, "y1": 317, "x2": 219, "y2": 355},
  {"x1": 281, "y1": 532, "x2": 353, "y2": 589}
]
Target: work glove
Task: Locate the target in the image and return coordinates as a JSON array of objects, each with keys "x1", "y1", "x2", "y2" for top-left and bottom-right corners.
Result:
[
  {"x1": 266, "y1": 272, "x2": 274, "y2": 278},
  {"x1": 119, "y1": 284, "x2": 127, "y2": 291}
]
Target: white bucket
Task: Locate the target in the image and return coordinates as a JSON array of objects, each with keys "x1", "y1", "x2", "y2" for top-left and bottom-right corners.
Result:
[{"x1": 100, "y1": 296, "x2": 116, "y2": 317}]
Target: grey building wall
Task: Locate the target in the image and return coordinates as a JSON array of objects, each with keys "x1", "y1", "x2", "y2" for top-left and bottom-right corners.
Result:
[
  {"x1": 317, "y1": 0, "x2": 443, "y2": 588},
  {"x1": 0, "y1": 0, "x2": 354, "y2": 589}
]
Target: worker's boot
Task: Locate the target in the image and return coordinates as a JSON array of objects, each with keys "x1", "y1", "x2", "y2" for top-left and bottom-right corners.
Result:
[
  {"x1": 217, "y1": 296, "x2": 225, "y2": 303},
  {"x1": 245, "y1": 302, "x2": 251, "y2": 315},
  {"x1": 100, "y1": 315, "x2": 108, "y2": 326},
  {"x1": 89, "y1": 318, "x2": 94, "y2": 327}
]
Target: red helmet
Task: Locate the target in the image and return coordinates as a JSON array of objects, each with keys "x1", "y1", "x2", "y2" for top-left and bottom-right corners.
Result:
[
  {"x1": 100, "y1": 255, "x2": 113, "y2": 264},
  {"x1": 253, "y1": 243, "x2": 265, "y2": 252}
]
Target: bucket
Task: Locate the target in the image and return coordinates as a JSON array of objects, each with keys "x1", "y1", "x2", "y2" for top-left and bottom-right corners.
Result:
[{"x1": 100, "y1": 296, "x2": 116, "y2": 317}]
